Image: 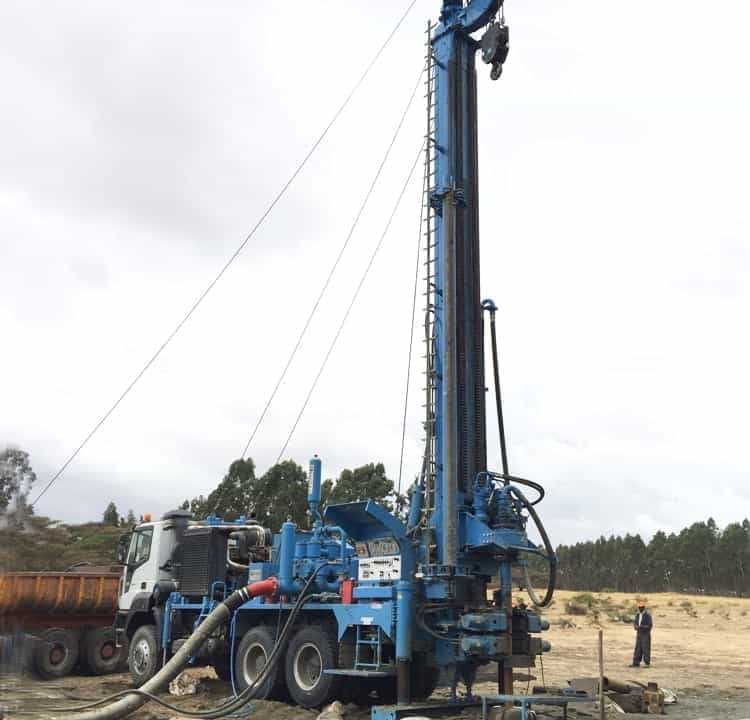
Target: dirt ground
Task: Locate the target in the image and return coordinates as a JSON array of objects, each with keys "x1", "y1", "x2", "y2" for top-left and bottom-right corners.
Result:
[{"x1": 2, "y1": 591, "x2": 749, "y2": 720}]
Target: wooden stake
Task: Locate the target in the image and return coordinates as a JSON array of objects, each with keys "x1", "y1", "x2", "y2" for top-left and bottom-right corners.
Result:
[{"x1": 599, "y1": 628, "x2": 604, "y2": 720}]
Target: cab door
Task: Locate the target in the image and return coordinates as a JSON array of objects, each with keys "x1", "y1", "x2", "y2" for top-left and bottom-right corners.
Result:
[{"x1": 119, "y1": 525, "x2": 158, "y2": 610}]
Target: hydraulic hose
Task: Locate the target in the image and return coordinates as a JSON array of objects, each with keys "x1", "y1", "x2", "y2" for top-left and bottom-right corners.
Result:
[
  {"x1": 481, "y1": 299, "x2": 555, "y2": 605},
  {"x1": 509, "y1": 486, "x2": 557, "y2": 607},
  {"x1": 499, "y1": 472, "x2": 545, "y2": 505},
  {"x1": 482, "y1": 299, "x2": 508, "y2": 475},
  {"x1": 51, "y1": 578, "x2": 278, "y2": 720}
]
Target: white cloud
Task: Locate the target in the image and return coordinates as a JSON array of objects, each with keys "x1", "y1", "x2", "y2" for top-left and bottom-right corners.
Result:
[{"x1": 1, "y1": 1, "x2": 748, "y2": 545}]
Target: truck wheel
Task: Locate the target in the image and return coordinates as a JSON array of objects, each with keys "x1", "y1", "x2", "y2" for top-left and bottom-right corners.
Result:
[
  {"x1": 33, "y1": 628, "x2": 79, "y2": 679},
  {"x1": 372, "y1": 677, "x2": 397, "y2": 704},
  {"x1": 349, "y1": 679, "x2": 379, "y2": 706},
  {"x1": 117, "y1": 635, "x2": 130, "y2": 671},
  {"x1": 284, "y1": 625, "x2": 341, "y2": 708},
  {"x1": 411, "y1": 653, "x2": 440, "y2": 700},
  {"x1": 234, "y1": 626, "x2": 285, "y2": 699},
  {"x1": 82, "y1": 627, "x2": 122, "y2": 676},
  {"x1": 129, "y1": 625, "x2": 160, "y2": 687},
  {"x1": 212, "y1": 659, "x2": 232, "y2": 683}
]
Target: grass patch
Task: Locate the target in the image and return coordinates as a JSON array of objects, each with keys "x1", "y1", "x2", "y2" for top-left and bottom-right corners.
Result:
[
  {"x1": 565, "y1": 601, "x2": 589, "y2": 615},
  {"x1": 679, "y1": 599, "x2": 698, "y2": 618},
  {"x1": 571, "y1": 592, "x2": 596, "y2": 608},
  {"x1": 563, "y1": 593, "x2": 631, "y2": 623}
]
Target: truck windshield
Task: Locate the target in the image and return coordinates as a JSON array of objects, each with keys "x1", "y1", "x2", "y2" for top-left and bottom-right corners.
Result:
[{"x1": 127, "y1": 528, "x2": 153, "y2": 567}]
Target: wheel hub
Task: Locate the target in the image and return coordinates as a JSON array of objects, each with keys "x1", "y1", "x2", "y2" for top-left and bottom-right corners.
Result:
[
  {"x1": 242, "y1": 642, "x2": 268, "y2": 684},
  {"x1": 293, "y1": 642, "x2": 322, "y2": 692},
  {"x1": 133, "y1": 638, "x2": 151, "y2": 674},
  {"x1": 100, "y1": 641, "x2": 115, "y2": 660},
  {"x1": 49, "y1": 645, "x2": 65, "y2": 666}
]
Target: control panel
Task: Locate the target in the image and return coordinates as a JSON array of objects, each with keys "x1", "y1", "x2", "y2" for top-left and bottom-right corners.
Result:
[{"x1": 358, "y1": 555, "x2": 401, "y2": 581}]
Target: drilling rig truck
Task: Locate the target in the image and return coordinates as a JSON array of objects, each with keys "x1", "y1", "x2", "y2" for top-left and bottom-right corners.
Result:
[{"x1": 84, "y1": 2, "x2": 560, "y2": 719}]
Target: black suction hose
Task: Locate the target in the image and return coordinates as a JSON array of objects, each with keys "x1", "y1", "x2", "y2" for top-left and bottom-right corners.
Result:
[{"x1": 49, "y1": 579, "x2": 276, "y2": 720}]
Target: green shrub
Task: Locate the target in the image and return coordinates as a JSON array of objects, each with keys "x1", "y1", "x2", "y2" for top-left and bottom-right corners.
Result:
[
  {"x1": 565, "y1": 601, "x2": 589, "y2": 616},
  {"x1": 571, "y1": 592, "x2": 596, "y2": 608}
]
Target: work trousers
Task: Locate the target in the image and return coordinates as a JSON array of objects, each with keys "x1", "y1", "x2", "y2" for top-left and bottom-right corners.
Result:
[{"x1": 632, "y1": 630, "x2": 651, "y2": 666}]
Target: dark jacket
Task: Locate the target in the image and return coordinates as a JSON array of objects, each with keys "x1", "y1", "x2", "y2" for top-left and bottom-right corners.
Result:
[{"x1": 633, "y1": 610, "x2": 653, "y2": 632}]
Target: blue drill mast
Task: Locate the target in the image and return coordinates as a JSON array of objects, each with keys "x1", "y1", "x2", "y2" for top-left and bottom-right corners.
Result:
[{"x1": 233, "y1": 0, "x2": 558, "y2": 712}]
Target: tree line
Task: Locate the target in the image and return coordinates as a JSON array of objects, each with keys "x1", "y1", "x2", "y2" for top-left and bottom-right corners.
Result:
[
  {"x1": 553, "y1": 518, "x2": 750, "y2": 596},
  {"x1": 181, "y1": 457, "x2": 402, "y2": 531},
  {"x1": 4, "y1": 445, "x2": 749, "y2": 596},
  {"x1": 0, "y1": 445, "x2": 401, "y2": 571}
]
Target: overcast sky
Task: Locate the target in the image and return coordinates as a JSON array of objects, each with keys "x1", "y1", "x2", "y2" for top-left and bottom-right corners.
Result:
[{"x1": 1, "y1": 1, "x2": 748, "y2": 546}]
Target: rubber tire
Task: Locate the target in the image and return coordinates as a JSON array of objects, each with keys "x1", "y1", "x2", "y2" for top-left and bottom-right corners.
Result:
[
  {"x1": 284, "y1": 625, "x2": 341, "y2": 709},
  {"x1": 373, "y1": 677, "x2": 397, "y2": 705},
  {"x1": 234, "y1": 626, "x2": 286, "y2": 699},
  {"x1": 117, "y1": 635, "x2": 130, "y2": 672},
  {"x1": 81, "y1": 627, "x2": 122, "y2": 676},
  {"x1": 33, "y1": 628, "x2": 79, "y2": 680},
  {"x1": 212, "y1": 659, "x2": 232, "y2": 683},
  {"x1": 411, "y1": 653, "x2": 440, "y2": 700},
  {"x1": 349, "y1": 679, "x2": 380, "y2": 706},
  {"x1": 353, "y1": 656, "x2": 438, "y2": 706},
  {"x1": 128, "y1": 625, "x2": 160, "y2": 687}
]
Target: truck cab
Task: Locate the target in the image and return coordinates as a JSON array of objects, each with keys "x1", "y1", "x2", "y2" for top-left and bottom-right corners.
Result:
[
  {"x1": 118, "y1": 516, "x2": 180, "y2": 611},
  {"x1": 114, "y1": 510, "x2": 189, "y2": 681},
  {"x1": 115, "y1": 509, "x2": 273, "y2": 686}
]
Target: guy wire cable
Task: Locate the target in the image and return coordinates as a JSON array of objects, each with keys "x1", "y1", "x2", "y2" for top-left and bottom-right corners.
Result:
[
  {"x1": 29, "y1": 0, "x2": 419, "y2": 509},
  {"x1": 275, "y1": 139, "x2": 427, "y2": 463},
  {"x1": 238, "y1": 61, "x2": 427, "y2": 461},
  {"x1": 209, "y1": 61, "x2": 428, "y2": 516},
  {"x1": 397, "y1": 135, "x2": 429, "y2": 498}
]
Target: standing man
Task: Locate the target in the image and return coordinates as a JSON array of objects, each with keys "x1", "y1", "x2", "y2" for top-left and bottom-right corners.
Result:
[{"x1": 631, "y1": 600, "x2": 653, "y2": 667}]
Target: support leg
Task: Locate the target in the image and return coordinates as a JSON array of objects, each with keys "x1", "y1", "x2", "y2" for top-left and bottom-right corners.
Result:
[{"x1": 397, "y1": 658, "x2": 411, "y2": 705}]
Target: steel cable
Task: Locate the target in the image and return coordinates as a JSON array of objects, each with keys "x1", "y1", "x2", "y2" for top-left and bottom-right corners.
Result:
[
  {"x1": 29, "y1": 0, "x2": 419, "y2": 509},
  {"x1": 237, "y1": 61, "x2": 427, "y2": 467},
  {"x1": 397, "y1": 138, "x2": 428, "y2": 498},
  {"x1": 276, "y1": 139, "x2": 427, "y2": 463},
  {"x1": 210, "y1": 62, "x2": 428, "y2": 516}
]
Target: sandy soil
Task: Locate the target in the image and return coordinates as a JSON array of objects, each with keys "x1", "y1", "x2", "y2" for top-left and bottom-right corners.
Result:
[
  {"x1": 512, "y1": 590, "x2": 750, "y2": 695},
  {"x1": 2, "y1": 591, "x2": 749, "y2": 720}
]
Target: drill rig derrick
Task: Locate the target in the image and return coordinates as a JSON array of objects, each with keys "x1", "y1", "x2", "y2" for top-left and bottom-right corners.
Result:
[
  {"x1": 406, "y1": 0, "x2": 556, "y2": 704},
  {"x1": 82, "y1": 5, "x2": 556, "y2": 720}
]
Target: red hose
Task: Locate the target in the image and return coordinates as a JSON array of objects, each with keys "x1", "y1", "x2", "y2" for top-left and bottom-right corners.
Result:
[{"x1": 246, "y1": 577, "x2": 279, "y2": 599}]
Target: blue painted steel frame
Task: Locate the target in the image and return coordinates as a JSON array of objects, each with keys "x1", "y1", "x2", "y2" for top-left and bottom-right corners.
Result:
[{"x1": 430, "y1": 0, "x2": 501, "y2": 565}]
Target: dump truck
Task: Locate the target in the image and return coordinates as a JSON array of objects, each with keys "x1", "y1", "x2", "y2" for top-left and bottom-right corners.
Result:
[{"x1": 0, "y1": 565, "x2": 126, "y2": 678}]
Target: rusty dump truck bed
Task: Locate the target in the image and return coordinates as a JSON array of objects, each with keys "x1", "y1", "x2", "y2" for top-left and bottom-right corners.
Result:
[{"x1": 0, "y1": 569, "x2": 121, "y2": 630}]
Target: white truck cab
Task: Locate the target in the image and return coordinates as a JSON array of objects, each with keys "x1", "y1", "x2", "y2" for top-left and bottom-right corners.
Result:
[
  {"x1": 114, "y1": 509, "x2": 191, "y2": 680},
  {"x1": 118, "y1": 517, "x2": 180, "y2": 611},
  {"x1": 114, "y1": 509, "x2": 270, "y2": 686}
]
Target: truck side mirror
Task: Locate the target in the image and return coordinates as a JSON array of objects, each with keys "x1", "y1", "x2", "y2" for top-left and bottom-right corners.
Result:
[{"x1": 116, "y1": 532, "x2": 132, "y2": 565}]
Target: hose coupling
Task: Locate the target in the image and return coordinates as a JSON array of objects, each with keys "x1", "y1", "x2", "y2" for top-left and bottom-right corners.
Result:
[{"x1": 226, "y1": 577, "x2": 279, "y2": 612}]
